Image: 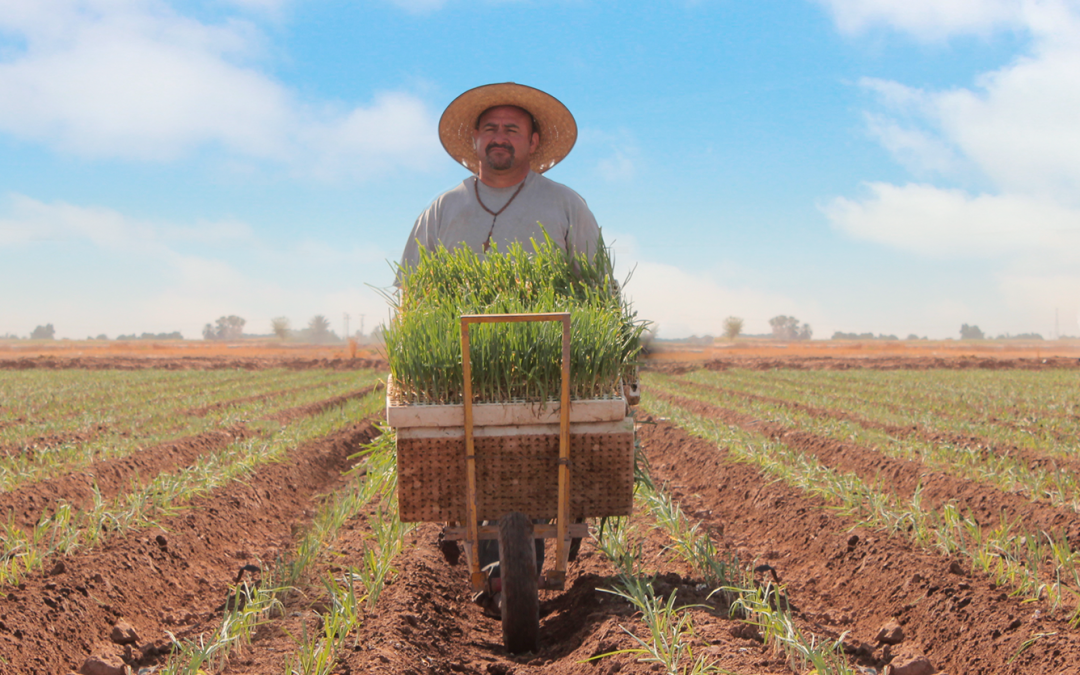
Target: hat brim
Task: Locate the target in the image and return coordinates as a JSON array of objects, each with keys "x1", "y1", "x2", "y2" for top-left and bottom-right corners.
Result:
[{"x1": 439, "y1": 83, "x2": 577, "y2": 175}]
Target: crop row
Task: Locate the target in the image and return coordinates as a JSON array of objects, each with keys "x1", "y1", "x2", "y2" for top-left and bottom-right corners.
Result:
[
  {"x1": 640, "y1": 386, "x2": 1080, "y2": 626},
  {"x1": 649, "y1": 372, "x2": 1080, "y2": 513},
  {"x1": 699, "y1": 368, "x2": 1080, "y2": 449},
  {"x1": 2, "y1": 369, "x2": 377, "y2": 445},
  {"x1": 160, "y1": 427, "x2": 407, "y2": 675},
  {"x1": 0, "y1": 370, "x2": 383, "y2": 496},
  {"x1": 593, "y1": 449, "x2": 853, "y2": 674},
  {"x1": 0, "y1": 387, "x2": 386, "y2": 587}
]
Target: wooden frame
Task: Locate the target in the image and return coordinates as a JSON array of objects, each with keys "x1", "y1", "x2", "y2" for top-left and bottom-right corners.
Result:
[{"x1": 460, "y1": 312, "x2": 572, "y2": 591}]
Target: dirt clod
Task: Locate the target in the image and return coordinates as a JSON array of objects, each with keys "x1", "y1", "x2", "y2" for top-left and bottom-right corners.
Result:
[
  {"x1": 887, "y1": 655, "x2": 935, "y2": 675},
  {"x1": 78, "y1": 655, "x2": 126, "y2": 675},
  {"x1": 876, "y1": 618, "x2": 904, "y2": 645},
  {"x1": 730, "y1": 622, "x2": 763, "y2": 642},
  {"x1": 110, "y1": 619, "x2": 139, "y2": 645},
  {"x1": 49, "y1": 560, "x2": 67, "y2": 576}
]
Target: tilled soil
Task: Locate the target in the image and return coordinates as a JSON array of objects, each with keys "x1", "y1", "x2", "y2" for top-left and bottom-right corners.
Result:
[
  {"x1": 652, "y1": 387, "x2": 1080, "y2": 544},
  {"x1": 335, "y1": 523, "x2": 790, "y2": 675},
  {"x1": 636, "y1": 416, "x2": 1080, "y2": 675},
  {"x1": 0, "y1": 418, "x2": 379, "y2": 674},
  {"x1": 0, "y1": 425, "x2": 252, "y2": 530},
  {"x1": 4, "y1": 358, "x2": 1079, "y2": 674}
]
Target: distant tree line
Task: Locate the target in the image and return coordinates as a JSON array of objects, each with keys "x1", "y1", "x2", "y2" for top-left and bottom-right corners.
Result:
[
  {"x1": 30, "y1": 324, "x2": 55, "y2": 340},
  {"x1": 117, "y1": 331, "x2": 184, "y2": 341},
  {"x1": 770, "y1": 315, "x2": 812, "y2": 341},
  {"x1": 203, "y1": 315, "x2": 246, "y2": 340},
  {"x1": 832, "y1": 331, "x2": 901, "y2": 340},
  {"x1": 268, "y1": 315, "x2": 343, "y2": 344}
]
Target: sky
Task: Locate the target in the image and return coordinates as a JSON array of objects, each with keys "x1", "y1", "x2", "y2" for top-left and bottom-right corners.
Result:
[{"x1": 2, "y1": 0, "x2": 1079, "y2": 341}]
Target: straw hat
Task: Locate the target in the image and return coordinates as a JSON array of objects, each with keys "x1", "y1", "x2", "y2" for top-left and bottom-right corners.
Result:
[{"x1": 439, "y1": 82, "x2": 577, "y2": 174}]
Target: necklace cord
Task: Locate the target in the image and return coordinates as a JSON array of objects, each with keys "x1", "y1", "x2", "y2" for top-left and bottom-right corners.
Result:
[{"x1": 475, "y1": 177, "x2": 527, "y2": 252}]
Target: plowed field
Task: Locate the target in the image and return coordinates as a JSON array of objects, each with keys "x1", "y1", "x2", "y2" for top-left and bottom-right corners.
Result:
[{"x1": 2, "y1": 357, "x2": 1079, "y2": 675}]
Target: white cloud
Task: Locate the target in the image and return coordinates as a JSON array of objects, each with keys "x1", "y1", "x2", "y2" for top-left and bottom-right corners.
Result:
[
  {"x1": 596, "y1": 149, "x2": 636, "y2": 182},
  {"x1": 863, "y1": 112, "x2": 961, "y2": 177},
  {"x1": 0, "y1": 0, "x2": 440, "y2": 175},
  {"x1": 816, "y1": 0, "x2": 1025, "y2": 38},
  {"x1": 298, "y1": 92, "x2": 439, "y2": 179},
  {"x1": 0, "y1": 193, "x2": 255, "y2": 250},
  {"x1": 840, "y1": 3, "x2": 1080, "y2": 203},
  {"x1": 0, "y1": 193, "x2": 396, "y2": 339},
  {"x1": 822, "y1": 0, "x2": 1080, "y2": 332},
  {"x1": 580, "y1": 128, "x2": 639, "y2": 182},
  {"x1": 604, "y1": 232, "x2": 806, "y2": 338},
  {"x1": 825, "y1": 183, "x2": 1080, "y2": 260}
]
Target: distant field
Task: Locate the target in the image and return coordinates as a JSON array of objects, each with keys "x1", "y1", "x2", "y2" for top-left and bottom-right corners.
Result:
[
  {"x1": 0, "y1": 338, "x2": 383, "y2": 361},
  {"x1": 2, "y1": 335, "x2": 1079, "y2": 364}
]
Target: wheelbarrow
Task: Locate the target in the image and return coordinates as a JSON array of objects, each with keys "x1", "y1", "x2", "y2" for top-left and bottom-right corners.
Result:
[{"x1": 387, "y1": 311, "x2": 637, "y2": 653}]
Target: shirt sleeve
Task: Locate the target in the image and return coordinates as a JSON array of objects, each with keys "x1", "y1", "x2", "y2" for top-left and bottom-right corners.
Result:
[
  {"x1": 397, "y1": 200, "x2": 441, "y2": 286},
  {"x1": 565, "y1": 190, "x2": 602, "y2": 262}
]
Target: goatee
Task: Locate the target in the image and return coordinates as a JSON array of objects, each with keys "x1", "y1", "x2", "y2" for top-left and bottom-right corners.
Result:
[{"x1": 485, "y1": 143, "x2": 515, "y2": 171}]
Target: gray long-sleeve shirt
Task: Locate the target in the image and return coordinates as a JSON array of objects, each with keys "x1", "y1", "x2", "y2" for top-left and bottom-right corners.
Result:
[{"x1": 399, "y1": 170, "x2": 601, "y2": 272}]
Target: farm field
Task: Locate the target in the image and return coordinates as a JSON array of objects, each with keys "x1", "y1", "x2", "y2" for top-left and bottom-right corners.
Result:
[{"x1": 1, "y1": 357, "x2": 1080, "y2": 674}]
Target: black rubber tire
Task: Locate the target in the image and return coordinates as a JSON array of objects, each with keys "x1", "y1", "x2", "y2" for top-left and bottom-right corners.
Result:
[{"x1": 498, "y1": 512, "x2": 539, "y2": 654}]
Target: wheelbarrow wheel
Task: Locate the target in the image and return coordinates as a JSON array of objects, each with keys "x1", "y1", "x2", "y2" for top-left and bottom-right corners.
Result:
[{"x1": 498, "y1": 511, "x2": 539, "y2": 654}]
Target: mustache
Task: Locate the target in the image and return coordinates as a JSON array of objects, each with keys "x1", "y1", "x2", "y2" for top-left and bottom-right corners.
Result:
[{"x1": 486, "y1": 142, "x2": 514, "y2": 155}]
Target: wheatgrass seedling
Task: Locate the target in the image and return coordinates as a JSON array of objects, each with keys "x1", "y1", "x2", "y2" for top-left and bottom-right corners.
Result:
[
  {"x1": 642, "y1": 391, "x2": 1080, "y2": 621},
  {"x1": 593, "y1": 447, "x2": 850, "y2": 674},
  {"x1": 726, "y1": 582, "x2": 853, "y2": 675},
  {"x1": 285, "y1": 572, "x2": 364, "y2": 675},
  {"x1": 0, "y1": 370, "x2": 382, "y2": 497},
  {"x1": 597, "y1": 578, "x2": 720, "y2": 675},
  {"x1": 386, "y1": 233, "x2": 647, "y2": 404},
  {"x1": 649, "y1": 373, "x2": 1080, "y2": 513},
  {"x1": 280, "y1": 430, "x2": 409, "y2": 674},
  {"x1": 162, "y1": 429, "x2": 400, "y2": 675},
  {"x1": 161, "y1": 568, "x2": 289, "y2": 675},
  {"x1": 0, "y1": 390, "x2": 386, "y2": 586}
]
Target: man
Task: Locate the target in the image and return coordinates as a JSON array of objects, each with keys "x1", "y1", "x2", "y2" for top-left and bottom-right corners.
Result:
[
  {"x1": 400, "y1": 83, "x2": 599, "y2": 615},
  {"x1": 399, "y1": 82, "x2": 601, "y2": 273}
]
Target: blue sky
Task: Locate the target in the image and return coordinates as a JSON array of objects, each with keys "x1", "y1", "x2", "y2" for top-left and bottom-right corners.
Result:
[{"x1": 2, "y1": 0, "x2": 1079, "y2": 340}]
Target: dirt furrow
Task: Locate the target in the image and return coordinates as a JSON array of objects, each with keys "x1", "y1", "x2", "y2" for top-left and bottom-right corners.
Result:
[
  {"x1": 181, "y1": 381, "x2": 326, "y2": 417},
  {"x1": 0, "y1": 424, "x2": 111, "y2": 458},
  {"x1": 0, "y1": 425, "x2": 252, "y2": 530},
  {"x1": 0, "y1": 384, "x2": 381, "y2": 531},
  {"x1": 0, "y1": 418, "x2": 379, "y2": 674},
  {"x1": 653, "y1": 389, "x2": 1080, "y2": 543},
  {"x1": 687, "y1": 373, "x2": 1080, "y2": 463},
  {"x1": 336, "y1": 522, "x2": 791, "y2": 674},
  {"x1": 638, "y1": 414, "x2": 1080, "y2": 674},
  {"x1": 263, "y1": 383, "x2": 382, "y2": 424}
]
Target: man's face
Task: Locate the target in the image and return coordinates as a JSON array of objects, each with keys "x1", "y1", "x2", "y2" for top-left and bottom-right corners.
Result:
[{"x1": 473, "y1": 106, "x2": 539, "y2": 173}]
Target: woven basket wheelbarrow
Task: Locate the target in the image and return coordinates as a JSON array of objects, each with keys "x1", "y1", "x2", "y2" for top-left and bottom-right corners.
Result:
[{"x1": 386, "y1": 312, "x2": 637, "y2": 654}]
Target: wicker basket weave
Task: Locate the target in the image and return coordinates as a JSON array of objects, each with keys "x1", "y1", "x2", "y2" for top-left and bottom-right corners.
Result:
[{"x1": 396, "y1": 421, "x2": 634, "y2": 523}]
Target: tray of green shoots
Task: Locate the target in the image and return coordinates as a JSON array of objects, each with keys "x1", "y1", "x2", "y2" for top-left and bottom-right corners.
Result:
[{"x1": 385, "y1": 232, "x2": 647, "y2": 406}]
